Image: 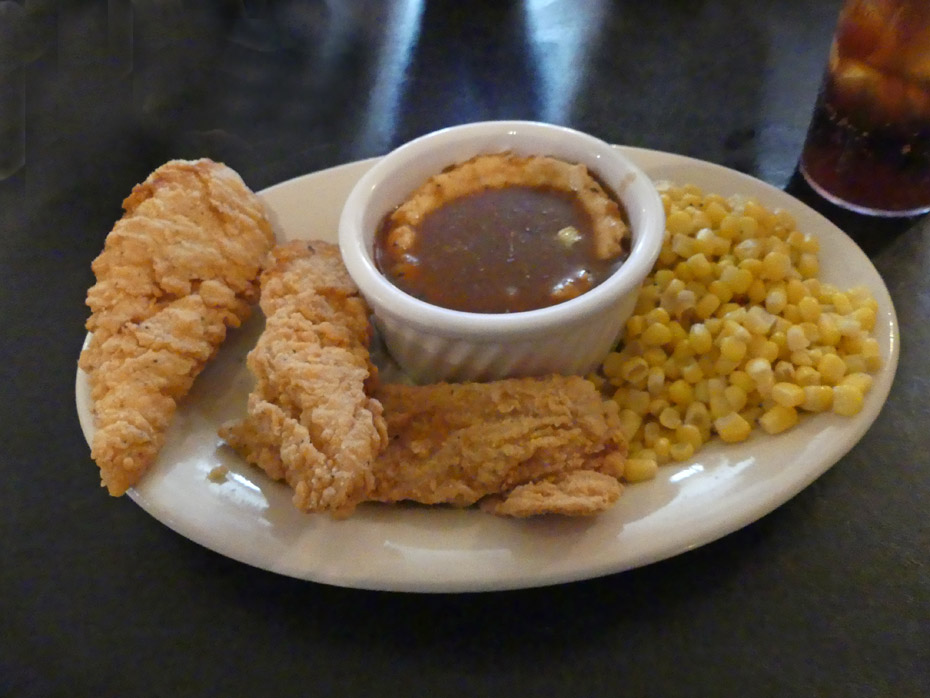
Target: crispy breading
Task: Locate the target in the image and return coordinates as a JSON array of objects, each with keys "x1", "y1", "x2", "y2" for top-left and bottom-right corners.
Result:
[
  {"x1": 370, "y1": 376, "x2": 626, "y2": 510},
  {"x1": 218, "y1": 243, "x2": 626, "y2": 519},
  {"x1": 481, "y1": 470, "x2": 623, "y2": 517},
  {"x1": 219, "y1": 241, "x2": 388, "y2": 517},
  {"x1": 80, "y1": 158, "x2": 274, "y2": 496}
]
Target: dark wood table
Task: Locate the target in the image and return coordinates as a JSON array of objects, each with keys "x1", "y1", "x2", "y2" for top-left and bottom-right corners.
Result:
[{"x1": 3, "y1": 1, "x2": 927, "y2": 695}]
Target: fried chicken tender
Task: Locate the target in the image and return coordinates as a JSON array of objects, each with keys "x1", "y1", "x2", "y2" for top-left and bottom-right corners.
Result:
[
  {"x1": 219, "y1": 244, "x2": 625, "y2": 518},
  {"x1": 370, "y1": 377, "x2": 626, "y2": 513},
  {"x1": 481, "y1": 470, "x2": 623, "y2": 517},
  {"x1": 219, "y1": 241, "x2": 388, "y2": 517},
  {"x1": 79, "y1": 159, "x2": 275, "y2": 495}
]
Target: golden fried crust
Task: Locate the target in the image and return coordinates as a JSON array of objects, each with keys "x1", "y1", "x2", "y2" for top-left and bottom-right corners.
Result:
[
  {"x1": 370, "y1": 376, "x2": 627, "y2": 510},
  {"x1": 219, "y1": 241, "x2": 388, "y2": 518},
  {"x1": 80, "y1": 159, "x2": 275, "y2": 495},
  {"x1": 481, "y1": 470, "x2": 623, "y2": 517}
]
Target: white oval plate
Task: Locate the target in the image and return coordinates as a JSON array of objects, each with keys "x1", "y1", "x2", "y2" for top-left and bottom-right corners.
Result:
[{"x1": 75, "y1": 148, "x2": 899, "y2": 593}]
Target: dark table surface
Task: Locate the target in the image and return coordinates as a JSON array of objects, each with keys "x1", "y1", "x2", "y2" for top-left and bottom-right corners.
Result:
[{"x1": 3, "y1": 1, "x2": 928, "y2": 696}]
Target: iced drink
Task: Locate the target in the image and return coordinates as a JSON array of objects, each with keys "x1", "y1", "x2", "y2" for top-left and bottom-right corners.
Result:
[{"x1": 800, "y1": 0, "x2": 930, "y2": 216}]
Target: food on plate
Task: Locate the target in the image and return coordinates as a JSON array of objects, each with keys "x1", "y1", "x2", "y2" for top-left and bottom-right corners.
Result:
[
  {"x1": 219, "y1": 242, "x2": 627, "y2": 518},
  {"x1": 80, "y1": 158, "x2": 275, "y2": 496},
  {"x1": 219, "y1": 241, "x2": 389, "y2": 518},
  {"x1": 374, "y1": 152, "x2": 629, "y2": 313},
  {"x1": 594, "y1": 182, "x2": 882, "y2": 478},
  {"x1": 481, "y1": 469, "x2": 623, "y2": 518},
  {"x1": 371, "y1": 376, "x2": 627, "y2": 515}
]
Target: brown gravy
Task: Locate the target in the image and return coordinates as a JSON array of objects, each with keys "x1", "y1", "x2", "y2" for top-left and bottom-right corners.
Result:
[{"x1": 375, "y1": 184, "x2": 626, "y2": 313}]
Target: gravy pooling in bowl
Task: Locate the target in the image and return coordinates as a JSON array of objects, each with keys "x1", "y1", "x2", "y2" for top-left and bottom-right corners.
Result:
[{"x1": 374, "y1": 153, "x2": 630, "y2": 314}]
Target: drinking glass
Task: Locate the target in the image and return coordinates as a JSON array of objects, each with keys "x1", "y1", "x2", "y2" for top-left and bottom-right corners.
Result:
[{"x1": 799, "y1": 0, "x2": 930, "y2": 217}]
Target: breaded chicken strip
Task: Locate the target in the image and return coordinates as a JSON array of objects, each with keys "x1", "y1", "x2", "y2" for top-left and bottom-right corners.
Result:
[
  {"x1": 481, "y1": 470, "x2": 623, "y2": 517},
  {"x1": 219, "y1": 241, "x2": 388, "y2": 517},
  {"x1": 79, "y1": 159, "x2": 274, "y2": 495},
  {"x1": 370, "y1": 376, "x2": 626, "y2": 512}
]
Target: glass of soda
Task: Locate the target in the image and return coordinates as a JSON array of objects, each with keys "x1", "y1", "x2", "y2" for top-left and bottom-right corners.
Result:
[{"x1": 800, "y1": 0, "x2": 930, "y2": 217}]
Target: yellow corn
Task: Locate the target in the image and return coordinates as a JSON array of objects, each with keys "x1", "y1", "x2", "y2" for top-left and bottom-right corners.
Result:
[{"x1": 599, "y1": 185, "x2": 881, "y2": 468}]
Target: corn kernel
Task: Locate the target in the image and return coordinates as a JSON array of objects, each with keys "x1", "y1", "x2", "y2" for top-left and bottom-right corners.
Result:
[
  {"x1": 659, "y1": 406, "x2": 682, "y2": 430},
  {"x1": 667, "y1": 210, "x2": 694, "y2": 236},
  {"x1": 620, "y1": 356, "x2": 649, "y2": 383},
  {"x1": 676, "y1": 423, "x2": 704, "y2": 450},
  {"x1": 724, "y1": 384, "x2": 748, "y2": 412},
  {"x1": 670, "y1": 441, "x2": 695, "y2": 462},
  {"x1": 840, "y1": 372, "x2": 873, "y2": 394},
  {"x1": 671, "y1": 340, "x2": 693, "y2": 363},
  {"x1": 761, "y1": 251, "x2": 791, "y2": 280},
  {"x1": 786, "y1": 325, "x2": 810, "y2": 352},
  {"x1": 625, "y1": 457, "x2": 659, "y2": 483},
  {"x1": 798, "y1": 295, "x2": 821, "y2": 322},
  {"x1": 686, "y1": 252, "x2": 713, "y2": 279},
  {"x1": 646, "y1": 307, "x2": 671, "y2": 325},
  {"x1": 844, "y1": 354, "x2": 868, "y2": 374},
  {"x1": 745, "y1": 357, "x2": 772, "y2": 380},
  {"x1": 786, "y1": 278, "x2": 808, "y2": 304},
  {"x1": 705, "y1": 200, "x2": 729, "y2": 225},
  {"x1": 653, "y1": 437, "x2": 672, "y2": 463},
  {"x1": 728, "y1": 370, "x2": 755, "y2": 394},
  {"x1": 797, "y1": 253, "x2": 819, "y2": 277},
  {"x1": 709, "y1": 394, "x2": 732, "y2": 420},
  {"x1": 833, "y1": 384, "x2": 864, "y2": 416},
  {"x1": 713, "y1": 356, "x2": 740, "y2": 376},
  {"x1": 720, "y1": 266, "x2": 753, "y2": 294},
  {"x1": 765, "y1": 288, "x2": 788, "y2": 314},
  {"x1": 790, "y1": 350, "x2": 814, "y2": 367},
  {"x1": 758, "y1": 404, "x2": 799, "y2": 434},
  {"x1": 738, "y1": 216, "x2": 759, "y2": 238},
  {"x1": 775, "y1": 209, "x2": 796, "y2": 230},
  {"x1": 684, "y1": 402, "x2": 711, "y2": 430},
  {"x1": 817, "y1": 352, "x2": 847, "y2": 385},
  {"x1": 718, "y1": 214, "x2": 741, "y2": 239},
  {"x1": 680, "y1": 361, "x2": 704, "y2": 384},
  {"x1": 719, "y1": 336, "x2": 748, "y2": 363},
  {"x1": 794, "y1": 366, "x2": 821, "y2": 386},
  {"x1": 649, "y1": 397, "x2": 670, "y2": 417},
  {"x1": 663, "y1": 358, "x2": 682, "y2": 380},
  {"x1": 647, "y1": 367, "x2": 666, "y2": 395},
  {"x1": 771, "y1": 382, "x2": 805, "y2": 408},
  {"x1": 642, "y1": 422, "x2": 662, "y2": 447},
  {"x1": 773, "y1": 360, "x2": 796, "y2": 383},
  {"x1": 689, "y1": 323, "x2": 714, "y2": 354},
  {"x1": 744, "y1": 306, "x2": 776, "y2": 336},
  {"x1": 852, "y1": 306, "x2": 876, "y2": 332},
  {"x1": 715, "y1": 412, "x2": 752, "y2": 442},
  {"x1": 626, "y1": 314, "x2": 646, "y2": 337},
  {"x1": 625, "y1": 388, "x2": 652, "y2": 415},
  {"x1": 695, "y1": 292, "x2": 722, "y2": 319},
  {"x1": 618, "y1": 409, "x2": 643, "y2": 441},
  {"x1": 740, "y1": 257, "x2": 763, "y2": 277},
  {"x1": 642, "y1": 323, "x2": 673, "y2": 346},
  {"x1": 708, "y1": 280, "x2": 734, "y2": 304},
  {"x1": 602, "y1": 352, "x2": 625, "y2": 378},
  {"x1": 667, "y1": 379, "x2": 694, "y2": 406},
  {"x1": 747, "y1": 278, "x2": 768, "y2": 304},
  {"x1": 801, "y1": 385, "x2": 833, "y2": 412},
  {"x1": 832, "y1": 292, "x2": 853, "y2": 315}
]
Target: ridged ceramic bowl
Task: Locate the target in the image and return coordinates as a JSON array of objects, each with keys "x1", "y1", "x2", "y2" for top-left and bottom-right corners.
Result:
[{"x1": 338, "y1": 121, "x2": 665, "y2": 383}]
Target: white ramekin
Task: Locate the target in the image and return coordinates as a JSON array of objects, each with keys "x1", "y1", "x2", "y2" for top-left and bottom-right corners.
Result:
[{"x1": 338, "y1": 120, "x2": 665, "y2": 383}]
